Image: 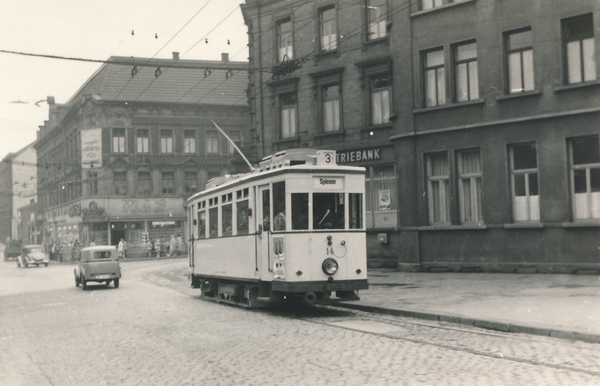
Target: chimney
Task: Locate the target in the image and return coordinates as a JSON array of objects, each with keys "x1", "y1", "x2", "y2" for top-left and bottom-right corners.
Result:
[
  {"x1": 221, "y1": 53, "x2": 229, "y2": 62},
  {"x1": 173, "y1": 52, "x2": 180, "y2": 60}
]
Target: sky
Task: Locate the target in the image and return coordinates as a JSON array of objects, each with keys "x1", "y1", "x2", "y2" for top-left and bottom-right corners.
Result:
[{"x1": 0, "y1": 0, "x2": 248, "y2": 160}]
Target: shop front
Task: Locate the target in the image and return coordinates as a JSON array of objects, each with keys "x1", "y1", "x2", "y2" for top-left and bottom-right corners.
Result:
[
  {"x1": 336, "y1": 145, "x2": 399, "y2": 268},
  {"x1": 105, "y1": 197, "x2": 187, "y2": 258}
]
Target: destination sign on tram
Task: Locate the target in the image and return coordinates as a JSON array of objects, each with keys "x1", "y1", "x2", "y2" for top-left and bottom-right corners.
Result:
[{"x1": 313, "y1": 176, "x2": 344, "y2": 190}]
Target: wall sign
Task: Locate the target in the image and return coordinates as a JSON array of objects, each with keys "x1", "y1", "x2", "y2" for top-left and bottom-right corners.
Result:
[
  {"x1": 81, "y1": 128, "x2": 102, "y2": 169},
  {"x1": 336, "y1": 148, "x2": 381, "y2": 164}
]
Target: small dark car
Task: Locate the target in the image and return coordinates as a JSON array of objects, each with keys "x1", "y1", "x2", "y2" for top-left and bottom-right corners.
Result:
[
  {"x1": 4, "y1": 240, "x2": 22, "y2": 261},
  {"x1": 17, "y1": 245, "x2": 49, "y2": 268}
]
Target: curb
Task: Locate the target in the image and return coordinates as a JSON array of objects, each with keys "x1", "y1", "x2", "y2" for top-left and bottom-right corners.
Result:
[{"x1": 337, "y1": 303, "x2": 600, "y2": 344}]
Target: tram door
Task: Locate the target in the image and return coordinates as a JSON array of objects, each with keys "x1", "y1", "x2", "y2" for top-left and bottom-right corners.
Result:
[{"x1": 257, "y1": 185, "x2": 271, "y2": 277}]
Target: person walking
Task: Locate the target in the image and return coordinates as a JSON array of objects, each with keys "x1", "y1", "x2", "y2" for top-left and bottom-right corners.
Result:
[
  {"x1": 122, "y1": 239, "x2": 128, "y2": 259},
  {"x1": 118, "y1": 239, "x2": 124, "y2": 259},
  {"x1": 169, "y1": 235, "x2": 176, "y2": 257}
]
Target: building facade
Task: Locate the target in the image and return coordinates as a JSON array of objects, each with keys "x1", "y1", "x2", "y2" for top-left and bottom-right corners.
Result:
[
  {"x1": 35, "y1": 54, "x2": 250, "y2": 258},
  {"x1": 0, "y1": 143, "x2": 38, "y2": 243},
  {"x1": 242, "y1": 0, "x2": 600, "y2": 272}
]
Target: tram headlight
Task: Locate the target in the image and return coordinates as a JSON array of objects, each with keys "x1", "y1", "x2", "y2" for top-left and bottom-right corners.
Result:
[{"x1": 322, "y1": 258, "x2": 339, "y2": 276}]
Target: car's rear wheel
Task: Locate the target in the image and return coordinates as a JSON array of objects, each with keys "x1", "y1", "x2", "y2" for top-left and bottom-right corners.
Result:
[
  {"x1": 114, "y1": 279, "x2": 120, "y2": 288},
  {"x1": 81, "y1": 274, "x2": 87, "y2": 290},
  {"x1": 75, "y1": 272, "x2": 80, "y2": 287}
]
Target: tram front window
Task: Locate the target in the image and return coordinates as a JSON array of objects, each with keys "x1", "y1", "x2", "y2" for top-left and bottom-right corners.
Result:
[
  {"x1": 313, "y1": 193, "x2": 345, "y2": 230},
  {"x1": 292, "y1": 193, "x2": 309, "y2": 230}
]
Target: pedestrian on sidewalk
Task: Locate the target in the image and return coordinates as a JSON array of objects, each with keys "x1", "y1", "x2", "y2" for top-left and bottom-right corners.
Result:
[
  {"x1": 122, "y1": 239, "x2": 128, "y2": 259},
  {"x1": 118, "y1": 239, "x2": 125, "y2": 259}
]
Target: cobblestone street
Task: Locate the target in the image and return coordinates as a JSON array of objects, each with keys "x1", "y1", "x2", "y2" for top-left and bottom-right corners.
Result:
[{"x1": 1, "y1": 259, "x2": 599, "y2": 385}]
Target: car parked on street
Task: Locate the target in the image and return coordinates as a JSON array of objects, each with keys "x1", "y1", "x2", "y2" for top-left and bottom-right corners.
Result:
[
  {"x1": 74, "y1": 246, "x2": 121, "y2": 289},
  {"x1": 17, "y1": 245, "x2": 49, "y2": 268},
  {"x1": 4, "y1": 240, "x2": 22, "y2": 261}
]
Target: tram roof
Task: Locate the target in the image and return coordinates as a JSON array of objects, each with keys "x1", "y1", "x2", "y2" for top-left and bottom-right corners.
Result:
[{"x1": 186, "y1": 149, "x2": 365, "y2": 203}]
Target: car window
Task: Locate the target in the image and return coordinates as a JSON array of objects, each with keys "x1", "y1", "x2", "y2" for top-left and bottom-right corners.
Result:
[
  {"x1": 28, "y1": 247, "x2": 43, "y2": 253},
  {"x1": 93, "y1": 251, "x2": 113, "y2": 259}
]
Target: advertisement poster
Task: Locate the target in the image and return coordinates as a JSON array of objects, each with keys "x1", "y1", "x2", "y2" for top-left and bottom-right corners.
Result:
[
  {"x1": 379, "y1": 189, "x2": 391, "y2": 211},
  {"x1": 81, "y1": 128, "x2": 102, "y2": 169}
]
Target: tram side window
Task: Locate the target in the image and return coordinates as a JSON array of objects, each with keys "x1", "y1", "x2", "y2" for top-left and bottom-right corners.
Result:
[
  {"x1": 292, "y1": 193, "x2": 309, "y2": 230},
  {"x1": 222, "y1": 204, "x2": 233, "y2": 236},
  {"x1": 209, "y1": 208, "x2": 218, "y2": 237},
  {"x1": 198, "y1": 210, "x2": 206, "y2": 239},
  {"x1": 313, "y1": 193, "x2": 345, "y2": 230},
  {"x1": 237, "y1": 200, "x2": 249, "y2": 235},
  {"x1": 349, "y1": 193, "x2": 363, "y2": 229},
  {"x1": 262, "y1": 190, "x2": 271, "y2": 231},
  {"x1": 273, "y1": 182, "x2": 286, "y2": 231}
]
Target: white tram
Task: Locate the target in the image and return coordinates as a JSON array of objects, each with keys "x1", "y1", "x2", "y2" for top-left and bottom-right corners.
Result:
[{"x1": 187, "y1": 149, "x2": 368, "y2": 307}]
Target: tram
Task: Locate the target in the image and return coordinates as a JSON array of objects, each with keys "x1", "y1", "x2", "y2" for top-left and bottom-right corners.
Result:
[{"x1": 186, "y1": 148, "x2": 368, "y2": 307}]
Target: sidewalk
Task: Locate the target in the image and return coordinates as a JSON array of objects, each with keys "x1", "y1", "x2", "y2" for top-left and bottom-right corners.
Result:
[{"x1": 340, "y1": 269, "x2": 600, "y2": 344}]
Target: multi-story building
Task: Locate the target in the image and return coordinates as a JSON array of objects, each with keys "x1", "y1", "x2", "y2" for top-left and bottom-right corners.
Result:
[
  {"x1": 242, "y1": 0, "x2": 600, "y2": 273},
  {"x1": 0, "y1": 143, "x2": 38, "y2": 242},
  {"x1": 35, "y1": 53, "x2": 250, "y2": 258}
]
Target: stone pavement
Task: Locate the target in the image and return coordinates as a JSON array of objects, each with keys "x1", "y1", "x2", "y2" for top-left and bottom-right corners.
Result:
[{"x1": 341, "y1": 269, "x2": 600, "y2": 344}]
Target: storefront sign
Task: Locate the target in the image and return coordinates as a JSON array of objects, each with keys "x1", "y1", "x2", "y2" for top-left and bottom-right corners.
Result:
[
  {"x1": 81, "y1": 128, "x2": 102, "y2": 169},
  {"x1": 82, "y1": 201, "x2": 107, "y2": 220},
  {"x1": 336, "y1": 148, "x2": 381, "y2": 164}
]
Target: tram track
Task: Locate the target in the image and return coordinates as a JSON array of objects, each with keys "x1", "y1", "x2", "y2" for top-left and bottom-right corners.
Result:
[{"x1": 275, "y1": 305, "x2": 600, "y2": 378}]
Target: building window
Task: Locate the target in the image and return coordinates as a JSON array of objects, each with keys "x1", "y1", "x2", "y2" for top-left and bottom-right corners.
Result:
[
  {"x1": 457, "y1": 150, "x2": 483, "y2": 223},
  {"x1": 509, "y1": 143, "x2": 539, "y2": 222},
  {"x1": 424, "y1": 48, "x2": 446, "y2": 107},
  {"x1": 112, "y1": 128, "x2": 126, "y2": 153},
  {"x1": 422, "y1": 0, "x2": 455, "y2": 10},
  {"x1": 454, "y1": 41, "x2": 478, "y2": 102},
  {"x1": 185, "y1": 172, "x2": 198, "y2": 194},
  {"x1": 367, "y1": 0, "x2": 387, "y2": 40},
  {"x1": 278, "y1": 18, "x2": 293, "y2": 62},
  {"x1": 183, "y1": 130, "x2": 196, "y2": 154},
  {"x1": 161, "y1": 172, "x2": 174, "y2": 194},
  {"x1": 160, "y1": 129, "x2": 173, "y2": 154},
  {"x1": 365, "y1": 164, "x2": 397, "y2": 228},
  {"x1": 89, "y1": 171, "x2": 98, "y2": 196},
  {"x1": 371, "y1": 75, "x2": 391, "y2": 125},
  {"x1": 113, "y1": 172, "x2": 127, "y2": 196},
  {"x1": 563, "y1": 14, "x2": 596, "y2": 84},
  {"x1": 570, "y1": 136, "x2": 600, "y2": 220},
  {"x1": 323, "y1": 85, "x2": 340, "y2": 132},
  {"x1": 137, "y1": 172, "x2": 152, "y2": 195},
  {"x1": 506, "y1": 28, "x2": 534, "y2": 94},
  {"x1": 320, "y1": 7, "x2": 337, "y2": 52},
  {"x1": 206, "y1": 131, "x2": 219, "y2": 154},
  {"x1": 228, "y1": 130, "x2": 241, "y2": 155},
  {"x1": 280, "y1": 94, "x2": 297, "y2": 139},
  {"x1": 136, "y1": 129, "x2": 149, "y2": 153},
  {"x1": 426, "y1": 152, "x2": 451, "y2": 224}
]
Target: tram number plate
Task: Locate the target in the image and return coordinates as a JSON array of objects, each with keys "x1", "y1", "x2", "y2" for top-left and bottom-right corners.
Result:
[{"x1": 326, "y1": 284, "x2": 343, "y2": 291}]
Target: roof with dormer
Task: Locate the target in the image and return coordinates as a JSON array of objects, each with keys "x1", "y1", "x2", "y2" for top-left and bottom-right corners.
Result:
[{"x1": 66, "y1": 55, "x2": 249, "y2": 107}]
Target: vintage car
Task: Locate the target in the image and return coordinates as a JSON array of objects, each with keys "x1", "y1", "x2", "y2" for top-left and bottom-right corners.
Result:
[
  {"x1": 4, "y1": 240, "x2": 22, "y2": 261},
  {"x1": 17, "y1": 245, "x2": 49, "y2": 268},
  {"x1": 74, "y1": 246, "x2": 121, "y2": 289}
]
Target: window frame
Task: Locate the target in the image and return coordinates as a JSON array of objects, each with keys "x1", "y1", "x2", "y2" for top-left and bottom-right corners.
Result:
[
  {"x1": 509, "y1": 143, "x2": 540, "y2": 222},
  {"x1": 136, "y1": 172, "x2": 153, "y2": 195},
  {"x1": 426, "y1": 152, "x2": 451, "y2": 225},
  {"x1": 319, "y1": 5, "x2": 338, "y2": 53},
  {"x1": 185, "y1": 172, "x2": 198, "y2": 195},
  {"x1": 205, "y1": 131, "x2": 220, "y2": 155},
  {"x1": 457, "y1": 149, "x2": 483, "y2": 224},
  {"x1": 423, "y1": 47, "x2": 446, "y2": 107},
  {"x1": 366, "y1": 0, "x2": 388, "y2": 41},
  {"x1": 277, "y1": 18, "x2": 294, "y2": 63},
  {"x1": 161, "y1": 172, "x2": 175, "y2": 195},
  {"x1": 183, "y1": 129, "x2": 197, "y2": 154},
  {"x1": 136, "y1": 128, "x2": 150, "y2": 154},
  {"x1": 453, "y1": 40, "x2": 479, "y2": 102},
  {"x1": 160, "y1": 129, "x2": 174, "y2": 154},
  {"x1": 322, "y1": 84, "x2": 341, "y2": 133},
  {"x1": 364, "y1": 164, "x2": 398, "y2": 228},
  {"x1": 112, "y1": 128, "x2": 126, "y2": 153},
  {"x1": 562, "y1": 13, "x2": 597, "y2": 85},
  {"x1": 569, "y1": 135, "x2": 600, "y2": 221},
  {"x1": 504, "y1": 28, "x2": 534, "y2": 94},
  {"x1": 279, "y1": 93, "x2": 298, "y2": 139},
  {"x1": 113, "y1": 171, "x2": 127, "y2": 196}
]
